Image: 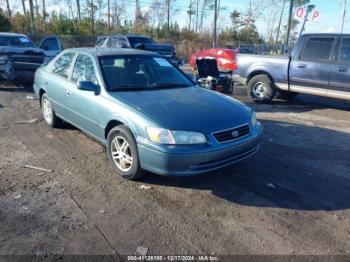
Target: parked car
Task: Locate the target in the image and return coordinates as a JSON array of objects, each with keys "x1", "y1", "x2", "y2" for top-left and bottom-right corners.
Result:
[
  {"x1": 33, "y1": 48, "x2": 263, "y2": 180},
  {"x1": 0, "y1": 32, "x2": 61, "y2": 81},
  {"x1": 96, "y1": 34, "x2": 181, "y2": 66},
  {"x1": 235, "y1": 47, "x2": 258, "y2": 54},
  {"x1": 234, "y1": 33, "x2": 350, "y2": 103}
]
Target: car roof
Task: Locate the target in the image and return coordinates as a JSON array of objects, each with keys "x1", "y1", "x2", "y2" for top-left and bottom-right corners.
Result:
[
  {"x1": 301, "y1": 33, "x2": 350, "y2": 38},
  {"x1": 0, "y1": 32, "x2": 29, "y2": 37},
  {"x1": 98, "y1": 34, "x2": 151, "y2": 39},
  {"x1": 66, "y1": 47, "x2": 160, "y2": 57}
]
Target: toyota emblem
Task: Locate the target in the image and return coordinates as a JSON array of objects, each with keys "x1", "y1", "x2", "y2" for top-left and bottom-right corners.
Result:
[{"x1": 232, "y1": 130, "x2": 239, "y2": 138}]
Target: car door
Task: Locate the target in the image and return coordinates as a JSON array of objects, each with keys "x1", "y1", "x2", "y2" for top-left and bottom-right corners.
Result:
[
  {"x1": 65, "y1": 53, "x2": 101, "y2": 137},
  {"x1": 329, "y1": 37, "x2": 350, "y2": 95},
  {"x1": 289, "y1": 36, "x2": 336, "y2": 95},
  {"x1": 39, "y1": 37, "x2": 62, "y2": 58},
  {"x1": 46, "y1": 52, "x2": 76, "y2": 118}
]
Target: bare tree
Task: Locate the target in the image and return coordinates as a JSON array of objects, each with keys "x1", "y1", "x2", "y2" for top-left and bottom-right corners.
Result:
[
  {"x1": 28, "y1": 0, "x2": 35, "y2": 33},
  {"x1": 199, "y1": 0, "x2": 212, "y2": 32},
  {"x1": 5, "y1": 0, "x2": 11, "y2": 17},
  {"x1": 21, "y1": 0, "x2": 26, "y2": 14},
  {"x1": 42, "y1": 0, "x2": 46, "y2": 31},
  {"x1": 111, "y1": 0, "x2": 125, "y2": 32},
  {"x1": 76, "y1": 0, "x2": 81, "y2": 22},
  {"x1": 187, "y1": 0, "x2": 195, "y2": 31},
  {"x1": 107, "y1": 0, "x2": 110, "y2": 31},
  {"x1": 149, "y1": 0, "x2": 167, "y2": 27},
  {"x1": 195, "y1": 0, "x2": 199, "y2": 32},
  {"x1": 275, "y1": 0, "x2": 286, "y2": 43}
]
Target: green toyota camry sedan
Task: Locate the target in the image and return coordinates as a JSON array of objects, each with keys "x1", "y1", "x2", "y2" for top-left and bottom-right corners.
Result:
[{"x1": 33, "y1": 48, "x2": 263, "y2": 180}]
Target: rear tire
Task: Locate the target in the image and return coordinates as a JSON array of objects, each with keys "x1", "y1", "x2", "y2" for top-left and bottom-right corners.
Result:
[
  {"x1": 41, "y1": 93, "x2": 62, "y2": 128},
  {"x1": 107, "y1": 125, "x2": 145, "y2": 181},
  {"x1": 247, "y1": 74, "x2": 275, "y2": 103}
]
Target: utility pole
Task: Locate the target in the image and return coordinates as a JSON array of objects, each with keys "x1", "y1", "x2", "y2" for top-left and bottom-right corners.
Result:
[
  {"x1": 167, "y1": 0, "x2": 170, "y2": 37},
  {"x1": 299, "y1": 4, "x2": 315, "y2": 37},
  {"x1": 212, "y1": 0, "x2": 218, "y2": 47},
  {"x1": 275, "y1": 0, "x2": 286, "y2": 44},
  {"x1": 341, "y1": 0, "x2": 347, "y2": 35},
  {"x1": 285, "y1": 0, "x2": 294, "y2": 51}
]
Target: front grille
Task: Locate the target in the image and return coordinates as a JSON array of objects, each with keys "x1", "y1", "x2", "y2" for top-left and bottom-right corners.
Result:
[
  {"x1": 213, "y1": 124, "x2": 250, "y2": 143},
  {"x1": 12, "y1": 54, "x2": 44, "y2": 65}
]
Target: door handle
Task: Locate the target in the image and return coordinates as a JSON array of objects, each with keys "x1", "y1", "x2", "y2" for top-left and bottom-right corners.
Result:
[
  {"x1": 298, "y1": 64, "x2": 307, "y2": 69},
  {"x1": 339, "y1": 66, "x2": 348, "y2": 72},
  {"x1": 66, "y1": 91, "x2": 72, "y2": 96}
]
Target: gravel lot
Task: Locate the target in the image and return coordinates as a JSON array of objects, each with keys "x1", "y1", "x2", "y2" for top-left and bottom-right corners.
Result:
[{"x1": 0, "y1": 81, "x2": 350, "y2": 258}]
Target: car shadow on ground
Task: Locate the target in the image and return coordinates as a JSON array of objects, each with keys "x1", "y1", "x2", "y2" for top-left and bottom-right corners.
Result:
[
  {"x1": 142, "y1": 119, "x2": 350, "y2": 211},
  {"x1": 233, "y1": 86, "x2": 350, "y2": 113}
]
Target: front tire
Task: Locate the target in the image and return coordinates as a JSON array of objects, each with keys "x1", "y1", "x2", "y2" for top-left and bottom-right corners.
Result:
[
  {"x1": 107, "y1": 125, "x2": 145, "y2": 180},
  {"x1": 247, "y1": 74, "x2": 275, "y2": 103},
  {"x1": 41, "y1": 93, "x2": 61, "y2": 128}
]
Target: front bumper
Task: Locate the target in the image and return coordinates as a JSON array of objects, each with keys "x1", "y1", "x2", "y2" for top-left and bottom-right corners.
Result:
[{"x1": 137, "y1": 122, "x2": 263, "y2": 176}]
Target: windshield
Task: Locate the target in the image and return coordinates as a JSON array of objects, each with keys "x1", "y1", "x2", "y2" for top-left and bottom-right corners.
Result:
[
  {"x1": 128, "y1": 37, "x2": 156, "y2": 48},
  {"x1": 100, "y1": 55, "x2": 193, "y2": 91},
  {"x1": 0, "y1": 36, "x2": 35, "y2": 48}
]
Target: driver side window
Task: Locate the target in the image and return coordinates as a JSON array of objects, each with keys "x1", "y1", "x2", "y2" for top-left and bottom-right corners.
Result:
[{"x1": 71, "y1": 54, "x2": 97, "y2": 84}]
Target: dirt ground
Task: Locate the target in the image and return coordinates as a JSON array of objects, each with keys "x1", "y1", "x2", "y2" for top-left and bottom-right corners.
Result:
[{"x1": 0, "y1": 82, "x2": 350, "y2": 259}]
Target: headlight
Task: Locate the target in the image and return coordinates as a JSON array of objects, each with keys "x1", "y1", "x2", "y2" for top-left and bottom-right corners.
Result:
[
  {"x1": 0, "y1": 55, "x2": 9, "y2": 65},
  {"x1": 251, "y1": 111, "x2": 257, "y2": 127},
  {"x1": 146, "y1": 127, "x2": 207, "y2": 145}
]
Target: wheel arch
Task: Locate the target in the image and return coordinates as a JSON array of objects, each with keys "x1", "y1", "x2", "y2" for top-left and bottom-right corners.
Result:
[
  {"x1": 247, "y1": 70, "x2": 275, "y2": 85},
  {"x1": 39, "y1": 88, "x2": 46, "y2": 107}
]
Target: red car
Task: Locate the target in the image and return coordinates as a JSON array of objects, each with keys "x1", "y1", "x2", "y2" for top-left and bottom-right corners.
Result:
[{"x1": 189, "y1": 48, "x2": 237, "y2": 72}]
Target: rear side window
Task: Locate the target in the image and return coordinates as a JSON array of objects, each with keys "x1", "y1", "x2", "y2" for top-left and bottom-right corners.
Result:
[
  {"x1": 96, "y1": 37, "x2": 106, "y2": 47},
  {"x1": 339, "y1": 38, "x2": 350, "y2": 63},
  {"x1": 107, "y1": 38, "x2": 117, "y2": 48},
  {"x1": 71, "y1": 54, "x2": 97, "y2": 83},
  {"x1": 301, "y1": 37, "x2": 335, "y2": 61},
  {"x1": 41, "y1": 38, "x2": 59, "y2": 51},
  {"x1": 52, "y1": 52, "x2": 75, "y2": 79}
]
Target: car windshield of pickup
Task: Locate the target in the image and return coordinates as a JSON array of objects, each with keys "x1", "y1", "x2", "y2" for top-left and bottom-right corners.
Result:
[
  {"x1": 128, "y1": 37, "x2": 156, "y2": 48},
  {"x1": 100, "y1": 55, "x2": 193, "y2": 91},
  {"x1": 0, "y1": 35, "x2": 35, "y2": 48}
]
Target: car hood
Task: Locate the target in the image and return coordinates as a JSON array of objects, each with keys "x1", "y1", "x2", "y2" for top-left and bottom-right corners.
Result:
[
  {"x1": 109, "y1": 87, "x2": 252, "y2": 134},
  {"x1": 0, "y1": 46, "x2": 46, "y2": 56},
  {"x1": 142, "y1": 43, "x2": 174, "y2": 52}
]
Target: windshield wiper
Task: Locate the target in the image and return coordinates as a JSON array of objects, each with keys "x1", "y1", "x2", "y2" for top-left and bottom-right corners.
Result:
[{"x1": 149, "y1": 83, "x2": 190, "y2": 88}]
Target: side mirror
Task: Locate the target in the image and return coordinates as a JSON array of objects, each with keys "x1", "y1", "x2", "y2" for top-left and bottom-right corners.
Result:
[
  {"x1": 77, "y1": 81, "x2": 100, "y2": 95},
  {"x1": 134, "y1": 43, "x2": 145, "y2": 50}
]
